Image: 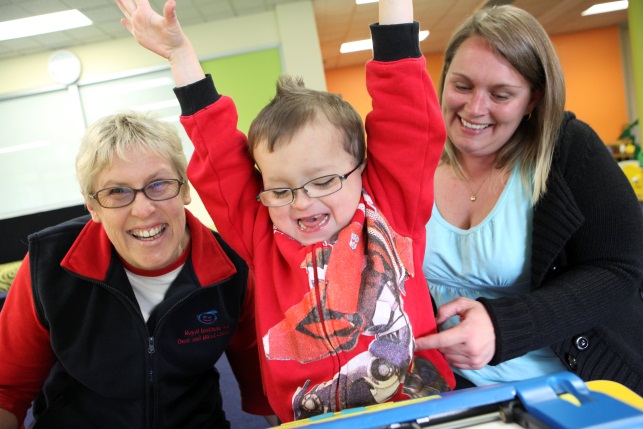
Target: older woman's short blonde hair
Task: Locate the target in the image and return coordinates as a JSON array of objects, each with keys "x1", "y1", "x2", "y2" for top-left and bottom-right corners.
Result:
[{"x1": 76, "y1": 111, "x2": 188, "y2": 198}]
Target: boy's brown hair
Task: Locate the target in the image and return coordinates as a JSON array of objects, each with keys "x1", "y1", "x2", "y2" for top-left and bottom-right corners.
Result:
[{"x1": 248, "y1": 75, "x2": 366, "y2": 163}]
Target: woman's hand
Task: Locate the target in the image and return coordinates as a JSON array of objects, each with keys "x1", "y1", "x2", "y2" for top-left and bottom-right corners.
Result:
[{"x1": 415, "y1": 297, "x2": 496, "y2": 370}]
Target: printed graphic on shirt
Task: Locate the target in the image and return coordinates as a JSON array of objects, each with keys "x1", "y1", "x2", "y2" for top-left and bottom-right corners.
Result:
[{"x1": 263, "y1": 196, "x2": 450, "y2": 419}]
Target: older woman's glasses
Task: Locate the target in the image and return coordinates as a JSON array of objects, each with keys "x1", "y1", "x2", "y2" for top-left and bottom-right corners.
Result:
[
  {"x1": 256, "y1": 162, "x2": 363, "y2": 208},
  {"x1": 90, "y1": 179, "x2": 184, "y2": 208}
]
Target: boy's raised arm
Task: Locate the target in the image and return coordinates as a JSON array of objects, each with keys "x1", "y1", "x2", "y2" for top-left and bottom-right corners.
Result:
[
  {"x1": 379, "y1": 0, "x2": 413, "y2": 25},
  {"x1": 116, "y1": 0, "x2": 205, "y2": 86}
]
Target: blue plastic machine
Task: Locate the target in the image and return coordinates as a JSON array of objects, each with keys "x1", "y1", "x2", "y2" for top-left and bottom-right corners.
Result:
[{"x1": 277, "y1": 372, "x2": 643, "y2": 429}]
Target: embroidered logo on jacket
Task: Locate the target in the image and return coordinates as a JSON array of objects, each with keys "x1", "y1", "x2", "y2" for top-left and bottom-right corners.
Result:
[{"x1": 197, "y1": 310, "x2": 219, "y2": 324}]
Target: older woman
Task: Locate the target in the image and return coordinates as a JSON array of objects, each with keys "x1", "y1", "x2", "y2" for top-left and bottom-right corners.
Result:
[
  {"x1": 419, "y1": 5, "x2": 643, "y2": 395},
  {"x1": 0, "y1": 112, "x2": 271, "y2": 428}
]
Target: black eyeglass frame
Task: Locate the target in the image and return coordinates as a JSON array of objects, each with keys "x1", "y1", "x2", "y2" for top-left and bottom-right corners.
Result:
[
  {"x1": 255, "y1": 161, "x2": 364, "y2": 208},
  {"x1": 89, "y1": 179, "x2": 185, "y2": 209}
]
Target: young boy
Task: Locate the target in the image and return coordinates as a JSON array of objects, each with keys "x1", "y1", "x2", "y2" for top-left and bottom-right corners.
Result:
[{"x1": 116, "y1": 0, "x2": 454, "y2": 422}]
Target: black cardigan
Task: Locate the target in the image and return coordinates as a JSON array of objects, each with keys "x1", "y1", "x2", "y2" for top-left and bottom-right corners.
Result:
[{"x1": 479, "y1": 112, "x2": 643, "y2": 395}]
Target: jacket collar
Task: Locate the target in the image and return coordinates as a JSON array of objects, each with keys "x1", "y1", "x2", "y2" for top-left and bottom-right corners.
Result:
[{"x1": 61, "y1": 209, "x2": 236, "y2": 286}]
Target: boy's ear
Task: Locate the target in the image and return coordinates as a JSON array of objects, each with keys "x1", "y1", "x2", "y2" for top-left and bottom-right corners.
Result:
[{"x1": 359, "y1": 158, "x2": 367, "y2": 172}]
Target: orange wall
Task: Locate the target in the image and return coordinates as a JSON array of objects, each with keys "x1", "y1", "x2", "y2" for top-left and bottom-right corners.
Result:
[
  {"x1": 326, "y1": 26, "x2": 627, "y2": 144},
  {"x1": 553, "y1": 27, "x2": 627, "y2": 143}
]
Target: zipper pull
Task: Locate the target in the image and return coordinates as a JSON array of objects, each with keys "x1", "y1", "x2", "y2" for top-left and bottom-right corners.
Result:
[{"x1": 148, "y1": 337, "x2": 155, "y2": 354}]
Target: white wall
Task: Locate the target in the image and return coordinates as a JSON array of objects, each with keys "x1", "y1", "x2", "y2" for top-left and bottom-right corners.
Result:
[
  {"x1": 0, "y1": 1, "x2": 325, "y2": 95},
  {"x1": 0, "y1": 1, "x2": 325, "y2": 226}
]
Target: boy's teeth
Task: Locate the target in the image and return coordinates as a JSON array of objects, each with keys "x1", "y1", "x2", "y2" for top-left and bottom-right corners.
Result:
[{"x1": 298, "y1": 214, "x2": 328, "y2": 230}]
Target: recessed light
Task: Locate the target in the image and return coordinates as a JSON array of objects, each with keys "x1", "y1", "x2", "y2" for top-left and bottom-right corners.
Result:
[
  {"x1": 0, "y1": 9, "x2": 92, "y2": 42},
  {"x1": 581, "y1": 1, "x2": 628, "y2": 16}
]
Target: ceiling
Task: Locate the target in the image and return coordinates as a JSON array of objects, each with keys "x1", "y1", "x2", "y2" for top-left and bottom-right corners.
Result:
[{"x1": 0, "y1": 0, "x2": 630, "y2": 70}]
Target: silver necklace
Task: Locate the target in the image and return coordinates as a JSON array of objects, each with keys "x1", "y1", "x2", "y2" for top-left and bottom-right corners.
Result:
[{"x1": 464, "y1": 170, "x2": 492, "y2": 202}]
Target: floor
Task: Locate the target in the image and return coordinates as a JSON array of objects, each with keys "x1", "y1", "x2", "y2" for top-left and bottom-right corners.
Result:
[{"x1": 217, "y1": 353, "x2": 271, "y2": 429}]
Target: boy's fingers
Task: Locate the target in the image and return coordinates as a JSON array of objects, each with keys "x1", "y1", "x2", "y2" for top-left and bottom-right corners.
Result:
[
  {"x1": 120, "y1": 17, "x2": 131, "y2": 32},
  {"x1": 116, "y1": 0, "x2": 134, "y2": 15}
]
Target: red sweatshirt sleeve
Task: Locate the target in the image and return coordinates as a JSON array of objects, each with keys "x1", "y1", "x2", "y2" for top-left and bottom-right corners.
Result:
[
  {"x1": 362, "y1": 55, "x2": 446, "y2": 240},
  {"x1": 183, "y1": 98, "x2": 267, "y2": 265},
  {"x1": 0, "y1": 256, "x2": 56, "y2": 424}
]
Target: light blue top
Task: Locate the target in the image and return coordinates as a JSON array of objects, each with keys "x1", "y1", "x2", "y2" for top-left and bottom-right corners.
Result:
[{"x1": 423, "y1": 165, "x2": 567, "y2": 386}]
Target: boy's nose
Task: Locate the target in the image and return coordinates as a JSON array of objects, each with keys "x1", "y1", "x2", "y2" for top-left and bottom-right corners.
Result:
[{"x1": 291, "y1": 188, "x2": 314, "y2": 209}]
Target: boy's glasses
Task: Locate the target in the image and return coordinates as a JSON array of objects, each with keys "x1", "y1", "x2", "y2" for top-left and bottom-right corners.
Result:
[
  {"x1": 256, "y1": 161, "x2": 363, "y2": 207},
  {"x1": 90, "y1": 179, "x2": 184, "y2": 208}
]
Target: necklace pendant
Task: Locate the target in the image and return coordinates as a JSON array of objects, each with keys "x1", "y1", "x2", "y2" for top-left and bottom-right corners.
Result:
[{"x1": 470, "y1": 194, "x2": 477, "y2": 202}]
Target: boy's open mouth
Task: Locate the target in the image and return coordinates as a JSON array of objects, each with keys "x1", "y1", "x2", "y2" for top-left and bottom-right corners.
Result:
[{"x1": 298, "y1": 214, "x2": 329, "y2": 231}]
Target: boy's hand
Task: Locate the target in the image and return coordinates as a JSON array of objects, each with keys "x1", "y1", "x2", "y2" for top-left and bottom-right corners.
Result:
[
  {"x1": 115, "y1": 0, "x2": 185, "y2": 61},
  {"x1": 415, "y1": 297, "x2": 496, "y2": 370},
  {"x1": 115, "y1": 0, "x2": 204, "y2": 86},
  {"x1": 379, "y1": 0, "x2": 413, "y2": 25}
]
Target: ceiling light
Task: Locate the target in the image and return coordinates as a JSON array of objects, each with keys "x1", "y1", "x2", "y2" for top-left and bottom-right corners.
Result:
[
  {"x1": 341, "y1": 30, "x2": 429, "y2": 54},
  {"x1": 356, "y1": 0, "x2": 379, "y2": 4},
  {"x1": 581, "y1": 1, "x2": 628, "y2": 16},
  {"x1": 0, "y1": 10, "x2": 92, "y2": 42}
]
